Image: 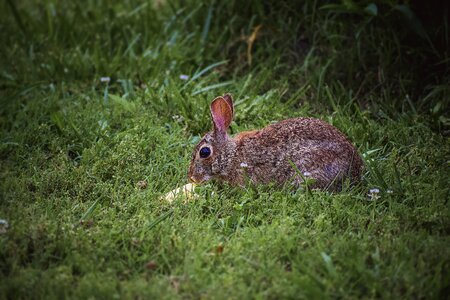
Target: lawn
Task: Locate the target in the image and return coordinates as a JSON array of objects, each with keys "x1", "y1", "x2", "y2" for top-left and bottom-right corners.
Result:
[{"x1": 1, "y1": 0, "x2": 449, "y2": 299}]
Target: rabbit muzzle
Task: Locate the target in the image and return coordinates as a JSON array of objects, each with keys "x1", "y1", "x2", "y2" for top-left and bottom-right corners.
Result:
[
  {"x1": 188, "y1": 163, "x2": 211, "y2": 184},
  {"x1": 188, "y1": 174, "x2": 210, "y2": 184},
  {"x1": 188, "y1": 175, "x2": 202, "y2": 184}
]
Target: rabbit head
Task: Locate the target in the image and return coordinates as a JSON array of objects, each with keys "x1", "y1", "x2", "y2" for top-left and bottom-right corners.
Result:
[{"x1": 188, "y1": 94, "x2": 236, "y2": 184}]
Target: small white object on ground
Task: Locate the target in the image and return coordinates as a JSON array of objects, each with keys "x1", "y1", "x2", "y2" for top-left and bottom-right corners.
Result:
[
  {"x1": 163, "y1": 183, "x2": 197, "y2": 203},
  {"x1": 369, "y1": 188, "x2": 380, "y2": 194},
  {"x1": 0, "y1": 219, "x2": 9, "y2": 234},
  {"x1": 368, "y1": 188, "x2": 381, "y2": 201}
]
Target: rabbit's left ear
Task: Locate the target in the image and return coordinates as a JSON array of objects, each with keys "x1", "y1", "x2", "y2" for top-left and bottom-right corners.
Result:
[{"x1": 210, "y1": 96, "x2": 233, "y2": 136}]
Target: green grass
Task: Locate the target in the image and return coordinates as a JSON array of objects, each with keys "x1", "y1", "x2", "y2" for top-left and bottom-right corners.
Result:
[{"x1": 1, "y1": 0, "x2": 449, "y2": 299}]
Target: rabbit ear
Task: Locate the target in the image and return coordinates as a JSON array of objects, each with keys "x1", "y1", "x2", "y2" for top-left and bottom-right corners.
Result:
[
  {"x1": 222, "y1": 93, "x2": 234, "y2": 116},
  {"x1": 210, "y1": 96, "x2": 233, "y2": 136}
]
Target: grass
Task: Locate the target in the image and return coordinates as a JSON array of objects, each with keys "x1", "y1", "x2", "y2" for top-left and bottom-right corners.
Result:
[{"x1": 0, "y1": 0, "x2": 449, "y2": 298}]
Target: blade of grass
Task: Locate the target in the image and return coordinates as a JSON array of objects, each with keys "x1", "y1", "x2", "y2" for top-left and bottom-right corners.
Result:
[
  {"x1": 5, "y1": 0, "x2": 27, "y2": 36},
  {"x1": 201, "y1": 3, "x2": 214, "y2": 43},
  {"x1": 192, "y1": 80, "x2": 233, "y2": 96},
  {"x1": 184, "y1": 60, "x2": 228, "y2": 85},
  {"x1": 76, "y1": 199, "x2": 100, "y2": 227},
  {"x1": 139, "y1": 209, "x2": 174, "y2": 240}
]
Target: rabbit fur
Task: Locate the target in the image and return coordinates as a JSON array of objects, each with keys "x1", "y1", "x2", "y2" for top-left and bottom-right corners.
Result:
[{"x1": 188, "y1": 94, "x2": 363, "y2": 190}]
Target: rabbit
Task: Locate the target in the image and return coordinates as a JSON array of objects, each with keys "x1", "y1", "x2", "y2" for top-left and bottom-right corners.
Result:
[{"x1": 188, "y1": 94, "x2": 363, "y2": 191}]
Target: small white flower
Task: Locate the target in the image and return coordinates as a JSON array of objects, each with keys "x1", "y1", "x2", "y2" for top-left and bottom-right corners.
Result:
[
  {"x1": 172, "y1": 115, "x2": 184, "y2": 122},
  {"x1": 386, "y1": 189, "x2": 393, "y2": 194},
  {"x1": 179, "y1": 74, "x2": 189, "y2": 80},
  {"x1": 368, "y1": 188, "x2": 381, "y2": 201},
  {"x1": 303, "y1": 171, "x2": 312, "y2": 177},
  {"x1": 100, "y1": 77, "x2": 111, "y2": 83},
  {"x1": 0, "y1": 219, "x2": 9, "y2": 234},
  {"x1": 240, "y1": 162, "x2": 248, "y2": 168}
]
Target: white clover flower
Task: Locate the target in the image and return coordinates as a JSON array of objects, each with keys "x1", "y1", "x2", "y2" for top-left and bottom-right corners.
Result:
[
  {"x1": 172, "y1": 115, "x2": 184, "y2": 122},
  {"x1": 240, "y1": 162, "x2": 248, "y2": 168},
  {"x1": 368, "y1": 188, "x2": 381, "y2": 201},
  {"x1": 303, "y1": 171, "x2": 312, "y2": 177},
  {"x1": 100, "y1": 77, "x2": 111, "y2": 83},
  {"x1": 179, "y1": 74, "x2": 189, "y2": 80},
  {"x1": 0, "y1": 219, "x2": 9, "y2": 234}
]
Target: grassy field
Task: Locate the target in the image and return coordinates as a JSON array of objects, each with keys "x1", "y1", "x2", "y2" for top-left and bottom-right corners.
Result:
[{"x1": 1, "y1": 0, "x2": 449, "y2": 298}]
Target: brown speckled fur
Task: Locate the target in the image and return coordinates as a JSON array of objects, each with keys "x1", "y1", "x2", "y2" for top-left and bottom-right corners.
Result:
[{"x1": 188, "y1": 94, "x2": 363, "y2": 191}]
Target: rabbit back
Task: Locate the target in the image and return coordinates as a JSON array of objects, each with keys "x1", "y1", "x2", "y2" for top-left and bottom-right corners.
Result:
[{"x1": 232, "y1": 117, "x2": 363, "y2": 190}]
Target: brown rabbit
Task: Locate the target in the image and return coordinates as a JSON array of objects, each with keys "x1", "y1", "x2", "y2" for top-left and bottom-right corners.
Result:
[{"x1": 188, "y1": 94, "x2": 363, "y2": 191}]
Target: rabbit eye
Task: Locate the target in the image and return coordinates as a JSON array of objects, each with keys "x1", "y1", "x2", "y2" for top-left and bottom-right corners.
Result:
[{"x1": 199, "y1": 146, "x2": 211, "y2": 158}]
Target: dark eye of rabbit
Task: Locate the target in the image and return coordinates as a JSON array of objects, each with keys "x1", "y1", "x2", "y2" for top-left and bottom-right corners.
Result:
[{"x1": 199, "y1": 146, "x2": 211, "y2": 158}]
